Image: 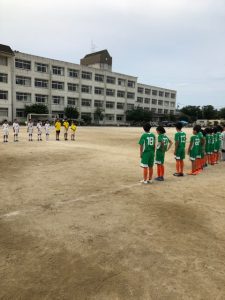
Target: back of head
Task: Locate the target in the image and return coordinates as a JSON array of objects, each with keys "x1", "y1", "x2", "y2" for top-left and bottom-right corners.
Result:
[
  {"x1": 193, "y1": 125, "x2": 200, "y2": 133},
  {"x1": 143, "y1": 123, "x2": 151, "y2": 132},
  {"x1": 156, "y1": 126, "x2": 166, "y2": 134},
  {"x1": 175, "y1": 122, "x2": 183, "y2": 130}
]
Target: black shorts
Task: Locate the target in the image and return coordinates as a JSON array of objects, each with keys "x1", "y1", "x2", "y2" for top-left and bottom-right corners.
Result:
[{"x1": 56, "y1": 130, "x2": 60, "y2": 134}]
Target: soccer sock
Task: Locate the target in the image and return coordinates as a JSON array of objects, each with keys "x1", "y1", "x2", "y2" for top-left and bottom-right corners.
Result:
[
  {"x1": 157, "y1": 164, "x2": 161, "y2": 177},
  {"x1": 180, "y1": 160, "x2": 184, "y2": 173},
  {"x1": 148, "y1": 167, "x2": 153, "y2": 180},
  {"x1": 161, "y1": 165, "x2": 164, "y2": 177},
  {"x1": 143, "y1": 168, "x2": 148, "y2": 181},
  {"x1": 176, "y1": 160, "x2": 180, "y2": 173}
]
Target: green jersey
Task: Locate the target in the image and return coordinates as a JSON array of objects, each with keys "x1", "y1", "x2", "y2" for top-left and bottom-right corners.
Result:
[
  {"x1": 205, "y1": 134, "x2": 211, "y2": 154},
  {"x1": 139, "y1": 132, "x2": 156, "y2": 152},
  {"x1": 189, "y1": 134, "x2": 200, "y2": 159},
  {"x1": 157, "y1": 134, "x2": 170, "y2": 152},
  {"x1": 174, "y1": 131, "x2": 186, "y2": 150}
]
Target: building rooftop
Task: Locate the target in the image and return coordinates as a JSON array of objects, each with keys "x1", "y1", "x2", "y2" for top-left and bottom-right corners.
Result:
[{"x1": 0, "y1": 44, "x2": 14, "y2": 56}]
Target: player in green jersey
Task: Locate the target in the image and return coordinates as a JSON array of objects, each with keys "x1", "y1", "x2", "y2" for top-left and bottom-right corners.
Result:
[
  {"x1": 187, "y1": 125, "x2": 201, "y2": 175},
  {"x1": 204, "y1": 127, "x2": 212, "y2": 165},
  {"x1": 173, "y1": 122, "x2": 186, "y2": 177},
  {"x1": 139, "y1": 123, "x2": 156, "y2": 184},
  {"x1": 216, "y1": 125, "x2": 223, "y2": 161},
  {"x1": 155, "y1": 126, "x2": 173, "y2": 181},
  {"x1": 196, "y1": 126, "x2": 205, "y2": 171}
]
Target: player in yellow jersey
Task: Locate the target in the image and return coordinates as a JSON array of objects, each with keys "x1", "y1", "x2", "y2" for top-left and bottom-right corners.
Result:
[
  {"x1": 55, "y1": 119, "x2": 61, "y2": 141},
  {"x1": 70, "y1": 121, "x2": 77, "y2": 141},
  {"x1": 63, "y1": 118, "x2": 69, "y2": 141}
]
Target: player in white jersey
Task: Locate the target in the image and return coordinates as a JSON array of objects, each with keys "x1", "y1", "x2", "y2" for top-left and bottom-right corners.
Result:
[
  {"x1": 37, "y1": 120, "x2": 42, "y2": 141},
  {"x1": 12, "y1": 119, "x2": 20, "y2": 142},
  {"x1": 2, "y1": 120, "x2": 9, "y2": 143},
  {"x1": 44, "y1": 120, "x2": 50, "y2": 141},
  {"x1": 27, "y1": 119, "x2": 34, "y2": 141}
]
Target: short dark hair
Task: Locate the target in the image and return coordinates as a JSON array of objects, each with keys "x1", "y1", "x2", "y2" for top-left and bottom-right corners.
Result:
[
  {"x1": 193, "y1": 125, "x2": 200, "y2": 133},
  {"x1": 156, "y1": 126, "x2": 166, "y2": 134},
  {"x1": 143, "y1": 123, "x2": 151, "y2": 132},
  {"x1": 175, "y1": 122, "x2": 183, "y2": 130}
]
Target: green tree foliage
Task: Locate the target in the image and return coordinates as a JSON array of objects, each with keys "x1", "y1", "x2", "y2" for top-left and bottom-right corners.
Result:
[
  {"x1": 94, "y1": 108, "x2": 104, "y2": 123},
  {"x1": 64, "y1": 106, "x2": 79, "y2": 119},
  {"x1": 180, "y1": 106, "x2": 202, "y2": 122},
  {"x1": 219, "y1": 107, "x2": 225, "y2": 119},
  {"x1": 201, "y1": 105, "x2": 218, "y2": 119},
  {"x1": 126, "y1": 107, "x2": 152, "y2": 123},
  {"x1": 24, "y1": 104, "x2": 49, "y2": 116},
  {"x1": 82, "y1": 114, "x2": 92, "y2": 124}
]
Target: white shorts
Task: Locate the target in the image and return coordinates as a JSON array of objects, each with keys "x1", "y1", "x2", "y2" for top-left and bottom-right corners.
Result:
[
  {"x1": 14, "y1": 129, "x2": 19, "y2": 134},
  {"x1": 3, "y1": 130, "x2": 9, "y2": 135}
]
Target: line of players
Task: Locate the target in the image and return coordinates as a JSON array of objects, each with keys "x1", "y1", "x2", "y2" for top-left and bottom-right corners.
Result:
[
  {"x1": 2, "y1": 118, "x2": 77, "y2": 142},
  {"x1": 139, "y1": 122, "x2": 225, "y2": 184}
]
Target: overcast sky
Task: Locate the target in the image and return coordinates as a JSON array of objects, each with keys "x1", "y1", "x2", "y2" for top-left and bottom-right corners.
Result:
[{"x1": 1, "y1": 0, "x2": 225, "y2": 108}]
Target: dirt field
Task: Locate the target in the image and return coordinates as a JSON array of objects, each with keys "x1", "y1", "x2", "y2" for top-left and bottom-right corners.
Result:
[{"x1": 0, "y1": 126, "x2": 225, "y2": 300}]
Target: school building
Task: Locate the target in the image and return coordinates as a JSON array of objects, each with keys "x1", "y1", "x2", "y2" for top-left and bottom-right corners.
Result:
[{"x1": 0, "y1": 43, "x2": 177, "y2": 124}]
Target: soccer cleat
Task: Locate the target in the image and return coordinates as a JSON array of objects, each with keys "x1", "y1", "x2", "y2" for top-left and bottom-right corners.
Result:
[
  {"x1": 140, "y1": 180, "x2": 148, "y2": 184},
  {"x1": 173, "y1": 173, "x2": 180, "y2": 176},
  {"x1": 187, "y1": 171, "x2": 196, "y2": 175},
  {"x1": 154, "y1": 177, "x2": 164, "y2": 181},
  {"x1": 148, "y1": 179, "x2": 153, "y2": 184}
]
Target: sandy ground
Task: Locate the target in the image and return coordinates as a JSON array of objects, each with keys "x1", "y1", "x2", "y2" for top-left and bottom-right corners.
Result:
[{"x1": 0, "y1": 126, "x2": 225, "y2": 300}]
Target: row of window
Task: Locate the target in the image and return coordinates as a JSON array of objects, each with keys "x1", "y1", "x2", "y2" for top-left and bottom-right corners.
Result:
[
  {"x1": 137, "y1": 97, "x2": 175, "y2": 107},
  {"x1": 137, "y1": 87, "x2": 176, "y2": 98}
]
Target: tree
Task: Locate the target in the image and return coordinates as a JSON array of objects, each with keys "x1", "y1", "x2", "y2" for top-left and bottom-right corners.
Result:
[
  {"x1": 180, "y1": 106, "x2": 202, "y2": 122},
  {"x1": 24, "y1": 104, "x2": 49, "y2": 116},
  {"x1": 126, "y1": 107, "x2": 152, "y2": 123},
  {"x1": 82, "y1": 114, "x2": 92, "y2": 125},
  {"x1": 201, "y1": 105, "x2": 218, "y2": 120},
  {"x1": 219, "y1": 107, "x2": 225, "y2": 119},
  {"x1": 64, "y1": 106, "x2": 79, "y2": 119},
  {"x1": 94, "y1": 108, "x2": 104, "y2": 124}
]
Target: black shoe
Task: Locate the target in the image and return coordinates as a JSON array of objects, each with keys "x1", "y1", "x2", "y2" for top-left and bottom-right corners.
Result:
[{"x1": 173, "y1": 173, "x2": 180, "y2": 176}]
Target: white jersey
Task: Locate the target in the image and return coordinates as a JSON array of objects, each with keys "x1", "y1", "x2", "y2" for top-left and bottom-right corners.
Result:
[
  {"x1": 2, "y1": 123, "x2": 9, "y2": 135},
  {"x1": 37, "y1": 123, "x2": 42, "y2": 134},
  {"x1": 45, "y1": 123, "x2": 50, "y2": 134},
  {"x1": 13, "y1": 122, "x2": 20, "y2": 134},
  {"x1": 222, "y1": 131, "x2": 225, "y2": 150},
  {"x1": 27, "y1": 122, "x2": 33, "y2": 134}
]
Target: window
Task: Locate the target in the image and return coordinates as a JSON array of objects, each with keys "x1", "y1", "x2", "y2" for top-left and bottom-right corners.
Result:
[
  {"x1": 117, "y1": 90, "x2": 125, "y2": 98},
  {"x1": 106, "y1": 101, "x2": 114, "y2": 109},
  {"x1": 106, "y1": 89, "x2": 115, "y2": 96},
  {"x1": 52, "y1": 81, "x2": 64, "y2": 90},
  {"x1": 128, "y1": 80, "x2": 135, "y2": 88},
  {"x1": 145, "y1": 88, "x2": 151, "y2": 95},
  {"x1": 16, "y1": 76, "x2": 31, "y2": 86},
  {"x1": 171, "y1": 93, "x2": 176, "y2": 99},
  {"x1": 0, "y1": 108, "x2": 8, "y2": 117},
  {"x1": 16, "y1": 92, "x2": 31, "y2": 102},
  {"x1": 95, "y1": 74, "x2": 104, "y2": 82},
  {"x1": 170, "y1": 110, "x2": 174, "y2": 114},
  {"x1": 118, "y1": 78, "x2": 126, "y2": 86},
  {"x1": 0, "y1": 56, "x2": 7, "y2": 66},
  {"x1": 0, "y1": 90, "x2": 8, "y2": 100},
  {"x1": 52, "y1": 66, "x2": 64, "y2": 76},
  {"x1": 82, "y1": 99, "x2": 91, "y2": 107},
  {"x1": 0, "y1": 73, "x2": 7, "y2": 83},
  {"x1": 95, "y1": 87, "x2": 104, "y2": 95},
  {"x1": 165, "y1": 92, "x2": 170, "y2": 98},
  {"x1": 68, "y1": 83, "x2": 79, "y2": 92},
  {"x1": 68, "y1": 68, "x2": 79, "y2": 78},
  {"x1": 144, "y1": 98, "x2": 150, "y2": 104},
  {"x1": 105, "y1": 114, "x2": 114, "y2": 121},
  {"x1": 52, "y1": 96, "x2": 64, "y2": 105},
  {"x1": 127, "y1": 92, "x2": 135, "y2": 99},
  {"x1": 152, "y1": 99, "x2": 157, "y2": 105},
  {"x1": 159, "y1": 91, "x2": 164, "y2": 97},
  {"x1": 152, "y1": 90, "x2": 157, "y2": 96},
  {"x1": 82, "y1": 71, "x2": 92, "y2": 80},
  {"x1": 151, "y1": 108, "x2": 156, "y2": 112},
  {"x1": 137, "y1": 97, "x2": 143, "y2": 103},
  {"x1": 107, "y1": 76, "x2": 115, "y2": 84},
  {"x1": 170, "y1": 102, "x2": 175, "y2": 107},
  {"x1": 67, "y1": 97, "x2": 78, "y2": 106},
  {"x1": 158, "y1": 109, "x2": 163, "y2": 114},
  {"x1": 35, "y1": 78, "x2": 48, "y2": 88},
  {"x1": 16, "y1": 109, "x2": 25, "y2": 118},
  {"x1": 137, "y1": 87, "x2": 144, "y2": 94},
  {"x1": 127, "y1": 104, "x2": 134, "y2": 110},
  {"x1": 15, "y1": 59, "x2": 31, "y2": 70},
  {"x1": 35, "y1": 62, "x2": 48, "y2": 73},
  {"x1": 164, "y1": 101, "x2": 169, "y2": 106},
  {"x1": 35, "y1": 94, "x2": 48, "y2": 103},
  {"x1": 94, "y1": 100, "x2": 104, "y2": 108},
  {"x1": 82, "y1": 85, "x2": 92, "y2": 94},
  {"x1": 116, "y1": 115, "x2": 124, "y2": 121},
  {"x1": 158, "y1": 100, "x2": 163, "y2": 106},
  {"x1": 117, "y1": 102, "x2": 124, "y2": 109},
  {"x1": 144, "y1": 107, "x2": 149, "y2": 111},
  {"x1": 164, "y1": 109, "x2": 168, "y2": 114}
]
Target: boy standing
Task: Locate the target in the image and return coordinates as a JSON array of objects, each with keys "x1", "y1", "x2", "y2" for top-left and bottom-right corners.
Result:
[
  {"x1": 2, "y1": 120, "x2": 9, "y2": 143},
  {"x1": 27, "y1": 119, "x2": 33, "y2": 141},
  {"x1": 173, "y1": 122, "x2": 186, "y2": 176},
  {"x1": 45, "y1": 120, "x2": 50, "y2": 141},
  {"x1": 70, "y1": 121, "x2": 77, "y2": 141},
  {"x1": 187, "y1": 125, "x2": 200, "y2": 175},
  {"x1": 139, "y1": 123, "x2": 156, "y2": 184},
  {"x1": 37, "y1": 120, "x2": 42, "y2": 141},
  {"x1": 63, "y1": 118, "x2": 69, "y2": 141},
  {"x1": 221, "y1": 124, "x2": 225, "y2": 161},
  {"x1": 55, "y1": 119, "x2": 61, "y2": 141},
  {"x1": 12, "y1": 119, "x2": 20, "y2": 142}
]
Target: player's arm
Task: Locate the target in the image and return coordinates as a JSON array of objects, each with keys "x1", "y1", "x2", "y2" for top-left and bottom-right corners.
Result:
[
  {"x1": 167, "y1": 139, "x2": 173, "y2": 151},
  {"x1": 187, "y1": 141, "x2": 192, "y2": 155},
  {"x1": 140, "y1": 145, "x2": 143, "y2": 158},
  {"x1": 174, "y1": 140, "x2": 179, "y2": 155}
]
